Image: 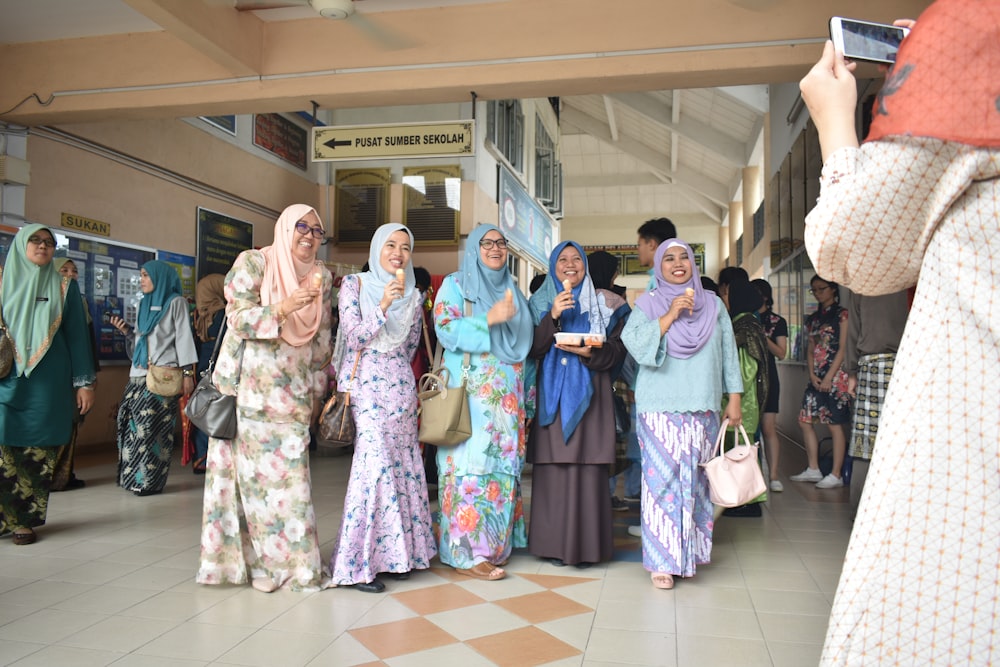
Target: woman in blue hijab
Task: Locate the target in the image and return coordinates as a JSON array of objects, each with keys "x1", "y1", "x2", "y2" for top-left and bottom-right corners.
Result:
[
  {"x1": 110, "y1": 260, "x2": 198, "y2": 496},
  {"x1": 432, "y1": 224, "x2": 533, "y2": 581},
  {"x1": 526, "y1": 240, "x2": 630, "y2": 567}
]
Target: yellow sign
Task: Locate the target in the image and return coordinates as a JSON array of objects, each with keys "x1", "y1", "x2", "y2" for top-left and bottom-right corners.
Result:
[
  {"x1": 312, "y1": 121, "x2": 474, "y2": 161},
  {"x1": 61, "y1": 212, "x2": 111, "y2": 237}
]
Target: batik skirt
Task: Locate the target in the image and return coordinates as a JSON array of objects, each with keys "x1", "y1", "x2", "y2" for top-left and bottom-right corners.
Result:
[
  {"x1": 636, "y1": 410, "x2": 720, "y2": 577},
  {"x1": 117, "y1": 378, "x2": 179, "y2": 494},
  {"x1": 0, "y1": 446, "x2": 57, "y2": 532}
]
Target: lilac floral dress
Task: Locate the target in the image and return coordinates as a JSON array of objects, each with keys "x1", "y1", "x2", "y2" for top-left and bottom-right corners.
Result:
[
  {"x1": 433, "y1": 274, "x2": 529, "y2": 569},
  {"x1": 196, "y1": 250, "x2": 332, "y2": 592},
  {"x1": 329, "y1": 274, "x2": 436, "y2": 585}
]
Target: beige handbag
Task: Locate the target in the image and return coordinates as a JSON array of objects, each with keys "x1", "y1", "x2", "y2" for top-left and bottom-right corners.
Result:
[
  {"x1": 146, "y1": 362, "x2": 184, "y2": 397},
  {"x1": 417, "y1": 300, "x2": 473, "y2": 447}
]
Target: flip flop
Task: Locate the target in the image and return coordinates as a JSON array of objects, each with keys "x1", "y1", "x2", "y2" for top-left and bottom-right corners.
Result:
[
  {"x1": 651, "y1": 572, "x2": 674, "y2": 590},
  {"x1": 456, "y1": 561, "x2": 506, "y2": 581}
]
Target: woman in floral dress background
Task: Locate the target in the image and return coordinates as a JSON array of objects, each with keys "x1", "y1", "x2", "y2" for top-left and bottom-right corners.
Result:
[
  {"x1": 433, "y1": 224, "x2": 533, "y2": 581},
  {"x1": 329, "y1": 223, "x2": 436, "y2": 593},
  {"x1": 196, "y1": 203, "x2": 332, "y2": 593},
  {"x1": 789, "y1": 275, "x2": 851, "y2": 490}
]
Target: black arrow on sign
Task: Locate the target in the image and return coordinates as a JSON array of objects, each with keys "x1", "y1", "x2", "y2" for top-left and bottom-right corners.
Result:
[{"x1": 323, "y1": 137, "x2": 351, "y2": 149}]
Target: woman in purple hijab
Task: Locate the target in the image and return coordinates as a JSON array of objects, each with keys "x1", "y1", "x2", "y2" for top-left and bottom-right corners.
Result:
[{"x1": 621, "y1": 239, "x2": 743, "y2": 590}]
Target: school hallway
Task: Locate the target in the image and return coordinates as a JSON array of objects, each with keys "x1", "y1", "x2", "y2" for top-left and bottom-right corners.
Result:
[{"x1": 0, "y1": 435, "x2": 849, "y2": 667}]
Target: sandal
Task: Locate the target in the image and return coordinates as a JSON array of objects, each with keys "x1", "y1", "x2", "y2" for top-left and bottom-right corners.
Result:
[
  {"x1": 456, "y1": 561, "x2": 506, "y2": 581},
  {"x1": 651, "y1": 572, "x2": 674, "y2": 590},
  {"x1": 12, "y1": 529, "x2": 36, "y2": 546}
]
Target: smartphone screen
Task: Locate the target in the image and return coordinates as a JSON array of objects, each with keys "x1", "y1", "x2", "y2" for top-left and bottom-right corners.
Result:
[{"x1": 830, "y1": 17, "x2": 909, "y2": 64}]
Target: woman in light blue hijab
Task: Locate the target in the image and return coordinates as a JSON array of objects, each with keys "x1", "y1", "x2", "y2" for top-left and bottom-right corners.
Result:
[
  {"x1": 0, "y1": 225, "x2": 96, "y2": 545},
  {"x1": 432, "y1": 224, "x2": 533, "y2": 582}
]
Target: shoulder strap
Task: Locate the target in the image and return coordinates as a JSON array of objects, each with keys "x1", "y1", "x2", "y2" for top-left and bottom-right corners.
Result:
[{"x1": 429, "y1": 300, "x2": 472, "y2": 378}]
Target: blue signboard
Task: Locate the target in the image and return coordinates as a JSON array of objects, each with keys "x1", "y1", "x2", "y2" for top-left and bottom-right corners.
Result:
[{"x1": 497, "y1": 165, "x2": 555, "y2": 267}]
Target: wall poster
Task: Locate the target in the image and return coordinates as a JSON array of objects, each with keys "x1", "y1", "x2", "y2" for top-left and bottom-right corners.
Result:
[{"x1": 196, "y1": 207, "x2": 254, "y2": 280}]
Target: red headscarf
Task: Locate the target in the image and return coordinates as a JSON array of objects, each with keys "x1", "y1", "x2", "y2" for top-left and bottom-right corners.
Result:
[
  {"x1": 866, "y1": 0, "x2": 1000, "y2": 147},
  {"x1": 260, "y1": 204, "x2": 324, "y2": 346}
]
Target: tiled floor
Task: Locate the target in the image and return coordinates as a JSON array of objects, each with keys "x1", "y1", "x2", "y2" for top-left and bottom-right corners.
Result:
[{"x1": 0, "y1": 438, "x2": 851, "y2": 666}]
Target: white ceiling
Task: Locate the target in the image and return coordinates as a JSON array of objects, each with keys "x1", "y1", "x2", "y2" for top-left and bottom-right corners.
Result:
[{"x1": 0, "y1": 0, "x2": 768, "y2": 225}]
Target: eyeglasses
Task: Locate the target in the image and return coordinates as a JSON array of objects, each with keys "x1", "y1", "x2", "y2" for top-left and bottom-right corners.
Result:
[
  {"x1": 27, "y1": 236, "x2": 56, "y2": 248},
  {"x1": 479, "y1": 238, "x2": 508, "y2": 250},
  {"x1": 810, "y1": 285, "x2": 831, "y2": 295},
  {"x1": 294, "y1": 221, "x2": 326, "y2": 239}
]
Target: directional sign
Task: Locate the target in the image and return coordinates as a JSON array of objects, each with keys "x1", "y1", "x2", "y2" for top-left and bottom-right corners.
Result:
[{"x1": 312, "y1": 121, "x2": 474, "y2": 162}]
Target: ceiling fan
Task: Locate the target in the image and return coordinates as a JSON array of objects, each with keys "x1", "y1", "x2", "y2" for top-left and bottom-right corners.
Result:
[{"x1": 228, "y1": 0, "x2": 413, "y2": 48}]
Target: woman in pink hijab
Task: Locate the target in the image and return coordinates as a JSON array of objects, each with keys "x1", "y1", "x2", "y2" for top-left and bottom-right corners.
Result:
[{"x1": 197, "y1": 204, "x2": 333, "y2": 593}]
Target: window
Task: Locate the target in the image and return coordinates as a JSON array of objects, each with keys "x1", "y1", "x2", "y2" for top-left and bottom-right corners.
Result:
[
  {"x1": 486, "y1": 100, "x2": 524, "y2": 172},
  {"x1": 534, "y1": 117, "x2": 562, "y2": 216}
]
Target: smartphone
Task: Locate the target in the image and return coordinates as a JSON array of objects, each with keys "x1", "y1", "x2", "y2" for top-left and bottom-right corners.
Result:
[{"x1": 829, "y1": 17, "x2": 910, "y2": 65}]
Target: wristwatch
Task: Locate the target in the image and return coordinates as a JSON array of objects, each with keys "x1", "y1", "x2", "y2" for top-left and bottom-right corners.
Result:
[{"x1": 182, "y1": 369, "x2": 195, "y2": 377}]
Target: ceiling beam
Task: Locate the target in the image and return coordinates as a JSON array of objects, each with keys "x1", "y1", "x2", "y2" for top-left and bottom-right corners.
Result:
[
  {"x1": 610, "y1": 91, "x2": 751, "y2": 168},
  {"x1": 602, "y1": 95, "x2": 619, "y2": 142},
  {"x1": 564, "y1": 172, "x2": 668, "y2": 188},
  {"x1": 122, "y1": 0, "x2": 263, "y2": 77},
  {"x1": 562, "y1": 103, "x2": 730, "y2": 207}
]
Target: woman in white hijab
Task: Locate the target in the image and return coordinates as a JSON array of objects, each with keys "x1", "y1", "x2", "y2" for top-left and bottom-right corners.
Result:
[{"x1": 328, "y1": 223, "x2": 437, "y2": 593}]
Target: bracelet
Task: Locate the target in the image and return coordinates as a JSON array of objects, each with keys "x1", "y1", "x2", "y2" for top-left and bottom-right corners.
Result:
[
  {"x1": 182, "y1": 369, "x2": 195, "y2": 377},
  {"x1": 276, "y1": 305, "x2": 287, "y2": 326}
]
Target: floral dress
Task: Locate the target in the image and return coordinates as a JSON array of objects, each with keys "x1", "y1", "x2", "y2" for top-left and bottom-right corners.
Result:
[
  {"x1": 196, "y1": 250, "x2": 332, "y2": 592},
  {"x1": 329, "y1": 274, "x2": 437, "y2": 585},
  {"x1": 433, "y1": 274, "x2": 530, "y2": 569},
  {"x1": 799, "y1": 304, "x2": 851, "y2": 424}
]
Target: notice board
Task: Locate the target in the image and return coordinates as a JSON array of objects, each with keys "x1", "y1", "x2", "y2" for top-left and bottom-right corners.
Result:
[{"x1": 196, "y1": 207, "x2": 254, "y2": 280}]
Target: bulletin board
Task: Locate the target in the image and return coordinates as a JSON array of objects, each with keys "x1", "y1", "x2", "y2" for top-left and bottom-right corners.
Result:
[{"x1": 1, "y1": 223, "x2": 162, "y2": 364}]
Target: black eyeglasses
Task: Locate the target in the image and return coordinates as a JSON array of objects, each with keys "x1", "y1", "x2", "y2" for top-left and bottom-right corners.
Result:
[
  {"x1": 479, "y1": 238, "x2": 508, "y2": 250},
  {"x1": 27, "y1": 236, "x2": 56, "y2": 248},
  {"x1": 294, "y1": 221, "x2": 326, "y2": 239}
]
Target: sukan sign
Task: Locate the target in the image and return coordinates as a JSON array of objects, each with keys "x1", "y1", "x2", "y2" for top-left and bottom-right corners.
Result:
[{"x1": 312, "y1": 121, "x2": 474, "y2": 161}]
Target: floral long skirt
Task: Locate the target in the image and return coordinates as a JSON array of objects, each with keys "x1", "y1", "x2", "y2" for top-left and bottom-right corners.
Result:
[
  {"x1": 0, "y1": 446, "x2": 57, "y2": 532},
  {"x1": 117, "y1": 378, "x2": 179, "y2": 494},
  {"x1": 437, "y1": 471, "x2": 526, "y2": 569},
  {"x1": 330, "y1": 429, "x2": 436, "y2": 585},
  {"x1": 196, "y1": 415, "x2": 324, "y2": 592},
  {"x1": 636, "y1": 410, "x2": 719, "y2": 577}
]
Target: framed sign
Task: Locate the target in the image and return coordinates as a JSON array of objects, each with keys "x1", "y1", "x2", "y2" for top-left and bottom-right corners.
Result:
[
  {"x1": 402, "y1": 164, "x2": 461, "y2": 245},
  {"x1": 253, "y1": 113, "x2": 308, "y2": 170},
  {"x1": 201, "y1": 115, "x2": 237, "y2": 136},
  {"x1": 196, "y1": 207, "x2": 254, "y2": 280},
  {"x1": 334, "y1": 168, "x2": 391, "y2": 246}
]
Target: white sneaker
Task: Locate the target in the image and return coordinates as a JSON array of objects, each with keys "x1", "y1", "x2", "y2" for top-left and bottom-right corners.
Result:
[
  {"x1": 770, "y1": 479, "x2": 784, "y2": 492},
  {"x1": 627, "y1": 525, "x2": 641, "y2": 537},
  {"x1": 789, "y1": 468, "x2": 823, "y2": 482},
  {"x1": 815, "y1": 474, "x2": 844, "y2": 489}
]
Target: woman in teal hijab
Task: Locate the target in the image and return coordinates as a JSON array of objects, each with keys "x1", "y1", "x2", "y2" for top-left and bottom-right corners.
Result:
[
  {"x1": 432, "y1": 224, "x2": 533, "y2": 581},
  {"x1": 0, "y1": 224, "x2": 96, "y2": 545},
  {"x1": 110, "y1": 260, "x2": 198, "y2": 496}
]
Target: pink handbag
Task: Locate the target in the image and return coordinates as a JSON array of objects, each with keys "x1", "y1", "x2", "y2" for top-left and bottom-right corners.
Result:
[{"x1": 700, "y1": 419, "x2": 767, "y2": 508}]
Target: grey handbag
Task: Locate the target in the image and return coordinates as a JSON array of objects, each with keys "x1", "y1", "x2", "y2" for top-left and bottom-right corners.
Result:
[{"x1": 185, "y1": 320, "x2": 243, "y2": 440}]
